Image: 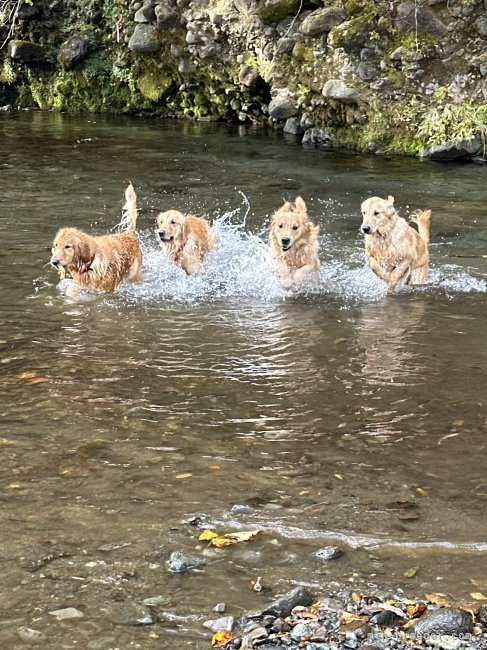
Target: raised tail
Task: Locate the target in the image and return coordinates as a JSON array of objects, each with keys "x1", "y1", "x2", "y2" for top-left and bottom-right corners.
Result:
[
  {"x1": 120, "y1": 182, "x2": 138, "y2": 232},
  {"x1": 411, "y1": 209, "x2": 431, "y2": 245}
]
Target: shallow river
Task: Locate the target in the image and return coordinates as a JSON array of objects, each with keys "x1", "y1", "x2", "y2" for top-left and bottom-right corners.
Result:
[{"x1": 1, "y1": 112, "x2": 486, "y2": 648}]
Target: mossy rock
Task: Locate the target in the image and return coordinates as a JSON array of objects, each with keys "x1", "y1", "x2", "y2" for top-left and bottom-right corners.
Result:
[
  {"x1": 292, "y1": 41, "x2": 314, "y2": 63},
  {"x1": 343, "y1": 0, "x2": 376, "y2": 17},
  {"x1": 137, "y1": 68, "x2": 173, "y2": 101},
  {"x1": 257, "y1": 0, "x2": 301, "y2": 25},
  {"x1": 327, "y1": 13, "x2": 377, "y2": 51}
]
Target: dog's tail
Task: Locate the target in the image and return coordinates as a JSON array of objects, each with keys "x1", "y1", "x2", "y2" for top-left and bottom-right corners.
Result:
[
  {"x1": 411, "y1": 209, "x2": 431, "y2": 245},
  {"x1": 120, "y1": 182, "x2": 138, "y2": 233}
]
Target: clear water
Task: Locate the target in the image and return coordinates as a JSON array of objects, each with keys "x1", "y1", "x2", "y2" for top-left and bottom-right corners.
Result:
[{"x1": 1, "y1": 112, "x2": 486, "y2": 648}]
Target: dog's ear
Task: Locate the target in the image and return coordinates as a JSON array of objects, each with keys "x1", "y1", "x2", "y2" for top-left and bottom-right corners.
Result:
[
  {"x1": 76, "y1": 237, "x2": 92, "y2": 265},
  {"x1": 181, "y1": 215, "x2": 189, "y2": 243},
  {"x1": 386, "y1": 195, "x2": 394, "y2": 204},
  {"x1": 385, "y1": 196, "x2": 395, "y2": 216},
  {"x1": 294, "y1": 196, "x2": 307, "y2": 214},
  {"x1": 277, "y1": 201, "x2": 293, "y2": 213}
]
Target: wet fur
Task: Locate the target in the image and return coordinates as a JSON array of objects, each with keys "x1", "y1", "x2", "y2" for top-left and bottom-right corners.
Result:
[
  {"x1": 269, "y1": 196, "x2": 320, "y2": 291},
  {"x1": 360, "y1": 195, "x2": 431, "y2": 294},
  {"x1": 156, "y1": 210, "x2": 218, "y2": 275},
  {"x1": 50, "y1": 183, "x2": 143, "y2": 297}
]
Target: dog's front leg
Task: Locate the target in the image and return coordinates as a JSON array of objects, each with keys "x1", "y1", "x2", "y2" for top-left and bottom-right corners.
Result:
[
  {"x1": 387, "y1": 261, "x2": 411, "y2": 293},
  {"x1": 275, "y1": 261, "x2": 294, "y2": 290},
  {"x1": 292, "y1": 264, "x2": 318, "y2": 290},
  {"x1": 368, "y1": 257, "x2": 391, "y2": 282}
]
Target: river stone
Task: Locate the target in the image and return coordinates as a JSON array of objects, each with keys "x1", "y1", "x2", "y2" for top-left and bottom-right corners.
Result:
[
  {"x1": 18, "y1": 627, "x2": 43, "y2": 642},
  {"x1": 128, "y1": 24, "x2": 160, "y2": 52},
  {"x1": 299, "y1": 7, "x2": 346, "y2": 36},
  {"x1": 302, "y1": 127, "x2": 332, "y2": 147},
  {"x1": 315, "y1": 546, "x2": 344, "y2": 561},
  {"x1": 284, "y1": 117, "x2": 304, "y2": 136},
  {"x1": 166, "y1": 550, "x2": 206, "y2": 573},
  {"x1": 358, "y1": 62, "x2": 378, "y2": 81},
  {"x1": 262, "y1": 586, "x2": 315, "y2": 618},
  {"x1": 474, "y1": 15, "x2": 487, "y2": 37},
  {"x1": 290, "y1": 621, "x2": 318, "y2": 640},
  {"x1": 268, "y1": 90, "x2": 298, "y2": 119},
  {"x1": 238, "y1": 66, "x2": 261, "y2": 87},
  {"x1": 419, "y1": 138, "x2": 482, "y2": 160},
  {"x1": 479, "y1": 604, "x2": 487, "y2": 627},
  {"x1": 48, "y1": 607, "x2": 84, "y2": 620},
  {"x1": 134, "y1": 1, "x2": 156, "y2": 23},
  {"x1": 57, "y1": 36, "x2": 90, "y2": 70},
  {"x1": 322, "y1": 79, "x2": 359, "y2": 104},
  {"x1": 409, "y1": 607, "x2": 473, "y2": 638},
  {"x1": 395, "y1": 1, "x2": 447, "y2": 38},
  {"x1": 18, "y1": 4, "x2": 42, "y2": 19},
  {"x1": 327, "y1": 15, "x2": 376, "y2": 52},
  {"x1": 155, "y1": 5, "x2": 179, "y2": 28},
  {"x1": 8, "y1": 40, "x2": 46, "y2": 63},
  {"x1": 108, "y1": 601, "x2": 154, "y2": 625},
  {"x1": 202, "y1": 615, "x2": 235, "y2": 632}
]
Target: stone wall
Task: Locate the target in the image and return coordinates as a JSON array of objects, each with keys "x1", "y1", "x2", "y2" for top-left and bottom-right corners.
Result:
[{"x1": 1, "y1": 0, "x2": 486, "y2": 159}]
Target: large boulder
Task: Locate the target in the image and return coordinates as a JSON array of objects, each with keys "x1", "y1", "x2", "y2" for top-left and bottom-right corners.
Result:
[
  {"x1": 395, "y1": 1, "x2": 447, "y2": 38},
  {"x1": 322, "y1": 79, "x2": 360, "y2": 104},
  {"x1": 268, "y1": 89, "x2": 298, "y2": 119},
  {"x1": 57, "y1": 35, "x2": 91, "y2": 70},
  {"x1": 8, "y1": 40, "x2": 46, "y2": 63},
  {"x1": 299, "y1": 7, "x2": 346, "y2": 37},
  {"x1": 419, "y1": 138, "x2": 482, "y2": 161},
  {"x1": 409, "y1": 607, "x2": 473, "y2": 638},
  {"x1": 128, "y1": 24, "x2": 161, "y2": 52}
]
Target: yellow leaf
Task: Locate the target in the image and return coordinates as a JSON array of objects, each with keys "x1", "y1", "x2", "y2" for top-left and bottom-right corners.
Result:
[
  {"x1": 210, "y1": 530, "x2": 261, "y2": 548},
  {"x1": 334, "y1": 474, "x2": 343, "y2": 480},
  {"x1": 425, "y1": 593, "x2": 452, "y2": 607},
  {"x1": 212, "y1": 631, "x2": 234, "y2": 647},
  {"x1": 28, "y1": 377, "x2": 49, "y2": 384},
  {"x1": 175, "y1": 473, "x2": 192, "y2": 479},
  {"x1": 470, "y1": 592, "x2": 487, "y2": 601},
  {"x1": 415, "y1": 487, "x2": 428, "y2": 496},
  {"x1": 198, "y1": 529, "x2": 219, "y2": 541}
]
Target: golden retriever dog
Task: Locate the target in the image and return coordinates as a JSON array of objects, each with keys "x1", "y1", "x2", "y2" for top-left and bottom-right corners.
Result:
[
  {"x1": 50, "y1": 183, "x2": 143, "y2": 297},
  {"x1": 360, "y1": 195, "x2": 431, "y2": 294},
  {"x1": 156, "y1": 209, "x2": 218, "y2": 275},
  {"x1": 269, "y1": 196, "x2": 320, "y2": 291}
]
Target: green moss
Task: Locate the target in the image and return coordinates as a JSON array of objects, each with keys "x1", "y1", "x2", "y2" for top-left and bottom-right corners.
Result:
[
  {"x1": 292, "y1": 41, "x2": 314, "y2": 63},
  {"x1": 327, "y1": 13, "x2": 376, "y2": 50},
  {"x1": 137, "y1": 67, "x2": 173, "y2": 101},
  {"x1": 343, "y1": 0, "x2": 376, "y2": 16},
  {"x1": 257, "y1": 0, "x2": 301, "y2": 24}
]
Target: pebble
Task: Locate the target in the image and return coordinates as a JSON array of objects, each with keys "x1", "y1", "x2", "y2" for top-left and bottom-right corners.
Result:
[
  {"x1": 315, "y1": 546, "x2": 344, "y2": 562},
  {"x1": 48, "y1": 607, "x2": 84, "y2": 620},
  {"x1": 202, "y1": 615, "x2": 235, "y2": 632}
]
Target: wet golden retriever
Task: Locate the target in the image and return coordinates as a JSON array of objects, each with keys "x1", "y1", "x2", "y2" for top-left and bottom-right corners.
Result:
[
  {"x1": 360, "y1": 195, "x2": 431, "y2": 293},
  {"x1": 156, "y1": 209, "x2": 218, "y2": 275},
  {"x1": 269, "y1": 196, "x2": 320, "y2": 291},
  {"x1": 50, "y1": 183, "x2": 143, "y2": 297}
]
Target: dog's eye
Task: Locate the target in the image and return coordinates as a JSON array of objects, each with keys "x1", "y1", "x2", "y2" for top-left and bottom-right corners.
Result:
[
  {"x1": 64, "y1": 245, "x2": 72, "y2": 249},
  {"x1": 278, "y1": 224, "x2": 283, "y2": 228},
  {"x1": 170, "y1": 220, "x2": 176, "y2": 225},
  {"x1": 292, "y1": 225, "x2": 298, "y2": 231},
  {"x1": 374, "y1": 210, "x2": 379, "y2": 216}
]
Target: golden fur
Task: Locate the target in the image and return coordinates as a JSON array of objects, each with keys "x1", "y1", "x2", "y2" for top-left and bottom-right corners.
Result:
[
  {"x1": 269, "y1": 196, "x2": 320, "y2": 291},
  {"x1": 50, "y1": 183, "x2": 143, "y2": 297},
  {"x1": 360, "y1": 195, "x2": 431, "y2": 293},
  {"x1": 156, "y1": 209, "x2": 218, "y2": 275}
]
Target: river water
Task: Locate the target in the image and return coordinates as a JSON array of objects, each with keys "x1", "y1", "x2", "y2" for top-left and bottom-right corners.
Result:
[{"x1": 1, "y1": 112, "x2": 486, "y2": 648}]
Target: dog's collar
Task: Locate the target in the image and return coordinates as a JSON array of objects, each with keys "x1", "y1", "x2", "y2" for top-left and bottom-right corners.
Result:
[{"x1": 81, "y1": 253, "x2": 96, "y2": 273}]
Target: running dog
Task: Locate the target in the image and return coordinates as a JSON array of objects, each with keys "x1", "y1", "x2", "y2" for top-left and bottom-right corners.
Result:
[
  {"x1": 269, "y1": 197, "x2": 320, "y2": 291},
  {"x1": 360, "y1": 195, "x2": 431, "y2": 294},
  {"x1": 50, "y1": 183, "x2": 143, "y2": 297},
  {"x1": 156, "y1": 209, "x2": 218, "y2": 275}
]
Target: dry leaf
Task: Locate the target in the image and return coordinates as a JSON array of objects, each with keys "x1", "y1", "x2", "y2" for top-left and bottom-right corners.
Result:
[
  {"x1": 340, "y1": 612, "x2": 364, "y2": 625},
  {"x1": 175, "y1": 473, "x2": 192, "y2": 479},
  {"x1": 210, "y1": 530, "x2": 261, "y2": 548},
  {"x1": 250, "y1": 576, "x2": 262, "y2": 592},
  {"x1": 404, "y1": 566, "x2": 419, "y2": 578},
  {"x1": 470, "y1": 592, "x2": 487, "y2": 601},
  {"x1": 351, "y1": 592, "x2": 362, "y2": 603},
  {"x1": 199, "y1": 529, "x2": 219, "y2": 541},
  {"x1": 415, "y1": 487, "x2": 428, "y2": 497},
  {"x1": 28, "y1": 377, "x2": 48, "y2": 384},
  {"x1": 425, "y1": 593, "x2": 452, "y2": 607},
  {"x1": 212, "y1": 631, "x2": 234, "y2": 647},
  {"x1": 334, "y1": 474, "x2": 343, "y2": 480}
]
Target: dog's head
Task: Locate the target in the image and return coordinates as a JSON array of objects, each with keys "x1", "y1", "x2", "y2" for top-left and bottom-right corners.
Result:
[
  {"x1": 270, "y1": 197, "x2": 315, "y2": 252},
  {"x1": 156, "y1": 210, "x2": 187, "y2": 247},
  {"x1": 50, "y1": 228, "x2": 92, "y2": 270},
  {"x1": 360, "y1": 196, "x2": 396, "y2": 235}
]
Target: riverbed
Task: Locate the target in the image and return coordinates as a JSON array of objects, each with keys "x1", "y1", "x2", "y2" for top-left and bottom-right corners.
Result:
[{"x1": 1, "y1": 112, "x2": 486, "y2": 648}]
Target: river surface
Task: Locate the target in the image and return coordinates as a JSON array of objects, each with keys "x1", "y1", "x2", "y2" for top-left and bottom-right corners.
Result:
[{"x1": 1, "y1": 112, "x2": 486, "y2": 648}]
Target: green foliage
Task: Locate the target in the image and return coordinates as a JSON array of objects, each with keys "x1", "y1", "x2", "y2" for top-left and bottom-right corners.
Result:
[{"x1": 0, "y1": 58, "x2": 15, "y2": 83}]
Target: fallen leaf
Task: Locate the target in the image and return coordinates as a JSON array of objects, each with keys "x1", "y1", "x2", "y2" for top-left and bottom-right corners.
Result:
[
  {"x1": 210, "y1": 530, "x2": 261, "y2": 548},
  {"x1": 425, "y1": 593, "x2": 452, "y2": 607},
  {"x1": 351, "y1": 592, "x2": 362, "y2": 603},
  {"x1": 415, "y1": 487, "x2": 428, "y2": 497},
  {"x1": 404, "y1": 566, "x2": 419, "y2": 578},
  {"x1": 470, "y1": 592, "x2": 487, "y2": 601},
  {"x1": 175, "y1": 473, "x2": 192, "y2": 479},
  {"x1": 250, "y1": 576, "x2": 262, "y2": 592},
  {"x1": 334, "y1": 474, "x2": 343, "y2": 480},
  {"x1": 212, "y1": 631, "x2": 234, "y2": 647},
  {"x1": 299, "y1": 490, "x2": 310, "y2": 496},
  {"x1": 406, "y1": 602, "x2": 427, "y2": 618},
  {"x1": 198, "y1": 529, "x2": 218, "y2": 541},
  {"x1": 451, "y1": 419, "x2": 465, "y2": 427},
  {"x1": 334, "y1": 337, "x2": 348, "y2": 345},
  {"x1": 340, "y1": 612, "x2": 365, "y2": 625},
  {"x1": 28, "y1": 377, "x2": 49, "y2": 384}
]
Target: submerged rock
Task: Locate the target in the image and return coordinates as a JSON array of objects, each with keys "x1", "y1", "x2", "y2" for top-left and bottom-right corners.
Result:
[
  {"x1": 166, "y1": 550, "x2": 207, "y2": 573},
  {"x1": 262, "y1": 586, "x2": 315, "y2": 618},
  {"x1": 48, "y1": 607, "x2": 84, "y2": 620},
  {"x1": 419, "y1": 138, "x2": 482, "y2": 161},
  {"x1": 314, "y1": 546, "x2": 344, "y2": 561}
]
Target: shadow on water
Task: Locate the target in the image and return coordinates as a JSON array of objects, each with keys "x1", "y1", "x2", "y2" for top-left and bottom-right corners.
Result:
[{"x1": 0, "y1": 113, "x2": 486, "y2": 647}]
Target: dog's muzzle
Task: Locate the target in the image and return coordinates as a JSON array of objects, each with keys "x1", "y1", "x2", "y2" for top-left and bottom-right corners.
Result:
[
  {"x1": 50, "y1": 257, "x2": 61, "y2": 267},
  {"x1": 361, "y1": 225, "x2": 371, "y2": 234},
  {"x1": 280, "y1": 237, "x2": 292, "y2": 251},
  {"x1": 158, "y1": 231, "x2": 173, "y2": 242}
]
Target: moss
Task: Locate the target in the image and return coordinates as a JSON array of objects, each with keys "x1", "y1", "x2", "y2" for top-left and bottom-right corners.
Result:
[
  {"x1": 257, "y1": 0, "x2": 301, "y2": 25},
  {"x1": 327, "y1": 13, "x2": 376, "y2": 50},
  {"x1": 292, "y1": 41, "x2": 314, "y2": 63},
  {"x1": 137, "y1": 67, "x2": 173, "y2": 101},
  {"x1": 343, "y1": 0, "x2": 376, "y2": 17}
]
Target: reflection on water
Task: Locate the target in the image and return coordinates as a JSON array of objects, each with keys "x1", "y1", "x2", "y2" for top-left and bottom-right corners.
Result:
[{"x1": 1, "y1": 113, "x2": 486, "y2": 648}]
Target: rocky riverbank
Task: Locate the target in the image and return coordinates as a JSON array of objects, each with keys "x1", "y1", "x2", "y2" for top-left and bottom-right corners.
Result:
[
  {"x1": 205, "y1": 585, "x2": 487, "y2": 649},
  {"x1": 1, "y1": 0, "x2": 486, "y2": 159}
]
